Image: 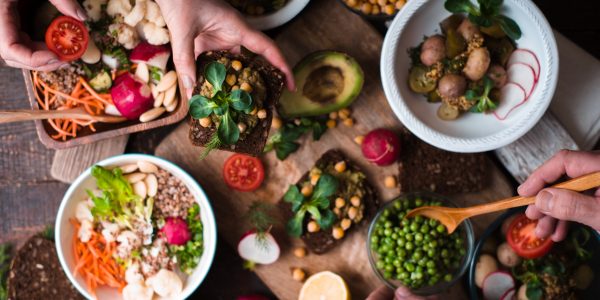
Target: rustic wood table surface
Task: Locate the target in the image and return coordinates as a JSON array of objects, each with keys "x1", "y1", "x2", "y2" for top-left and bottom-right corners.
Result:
[{"x1": 1, "y1": 1, "x2": 598, "y2": 299}]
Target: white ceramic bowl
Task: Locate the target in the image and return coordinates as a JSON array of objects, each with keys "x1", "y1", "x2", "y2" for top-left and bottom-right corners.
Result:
[
  {"x1": 55, "y1": 154, "x2": 217, "y2": 300},
  {"x1": 381, "y1": 0, "x2": 558, "y2": 152},
  {"x1": 244, "y1": 0, "x2": 310, "y2": 30}
]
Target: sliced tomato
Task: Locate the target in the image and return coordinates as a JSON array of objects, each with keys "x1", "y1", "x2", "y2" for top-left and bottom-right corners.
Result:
[
  {"x1": 506, "y1": 213, "x2": 554, "y2": 259},
  {"x1": 223, "y1": 154, "x2": 265, "y2": 192},
  {"x1": 45, "y1": 16, "x2": 89, "y2": 62}
]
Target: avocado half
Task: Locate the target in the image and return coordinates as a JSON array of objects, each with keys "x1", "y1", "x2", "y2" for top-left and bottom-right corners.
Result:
[{"x1": 277, "y1": 51, "x2": 364, "y2": 118}]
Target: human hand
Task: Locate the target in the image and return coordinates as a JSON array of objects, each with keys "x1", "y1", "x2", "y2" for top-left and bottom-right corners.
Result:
[
  {"x1": 366, "y1": 285, "x2": 439, "y2": 300},
  {"x1": 0, "y1": 0, "x2": 87, "y2": 71},
  {"x1": 518, "y1": 150, "x2": 600, "y2": 241},
  {"x1": 155, "y1": 0, "x2": 294, "y2": 98}
]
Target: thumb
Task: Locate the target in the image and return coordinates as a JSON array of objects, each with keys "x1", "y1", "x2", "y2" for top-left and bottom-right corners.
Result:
[
  {"x1": 535, "y1": 188, "x2": 600, "y2": 230},
  {"x1": 49, "y1": 0, "x2": 87, "y2": 21}
]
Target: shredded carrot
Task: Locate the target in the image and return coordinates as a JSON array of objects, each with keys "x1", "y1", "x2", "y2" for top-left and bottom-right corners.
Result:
[
  {"x1": 70, "y1": 219, "x2": 126, "y2": 299},
  {"x1": 32, "y1": 72, "x2": 114, "y2": 141}
]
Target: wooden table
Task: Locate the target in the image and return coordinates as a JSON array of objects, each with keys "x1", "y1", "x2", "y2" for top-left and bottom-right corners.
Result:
[{"x1": 0, "y1": 1, "x2": 598, "y2": 298}]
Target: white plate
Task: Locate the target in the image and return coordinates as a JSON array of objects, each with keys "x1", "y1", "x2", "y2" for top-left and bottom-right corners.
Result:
[
  {"x1": 381, "y1": 0, "x2": 558, "y2": 153},
  {"x1": 244, "y1": 0, "x2": 310, "y2": 30},
  {"x1": 55, "y1": 154, "x2": 217, "y2": 300}
]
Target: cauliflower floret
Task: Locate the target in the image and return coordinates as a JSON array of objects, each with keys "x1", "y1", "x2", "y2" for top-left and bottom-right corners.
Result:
[
  {"x1": 78, "y1": 220, "x2": 94, "y2": 243},
  {"x1": 144, "y1": 1, "x2": 165, "y2": 27},
  {"x1": 145, "y1": 269, "x2": 183, "y2": 298},
  {"x1": 116, "y1": 230, "x2": 142, "y2": 258},
  {"x1": 109, "y1": 23, "x2": 140, "y2": 49},
  {"x1": 101, "y1": 221, "x2": 120, "y2": 243},
  {"x1": 107, "y1": 0, "x2": 132, "y2": 17},
  {"x1": 142, "y1": 22, "x2": 170, "y2": 45},
  {"x1": 125, "y1": 262, "x2": 144, "y2": 284},
  {"x1": 83, "y1": 0, "x2": 107, "y2": 22},
  {"x1": 122, "y1": 282, "x2": 154, "y2": 300},
  {"x1": 75, "y1": 201, "x2": 93, "y2": 222},
  {"x1": 124, "y1": 0, "x2": 147, "y2": 27}
]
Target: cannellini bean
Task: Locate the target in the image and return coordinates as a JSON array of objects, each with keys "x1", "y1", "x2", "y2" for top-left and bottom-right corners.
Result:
[
  {"x1": 135, "y1": 62, "x2": 150, "y2": 83},
  {"x1": 146, "y1": 269, "x2": 183, "y2": 298},
  {"x1": 165, "y1": 97, "x2": 178, "y2": 112},
  {"x1": 137, "y1": 161, "x2": 158, "y2": 173},
  {"x1": 125, "y1": 263, "x2": 144, "y2": 284},
  {"x1": 122, "y1": 282, "x2": 153, "y2": 300},
  {"x1": 120, "y1": 163, "x2": 139, "y2": 174},
  {"x1": 150, "y1": 83, "x2": 159, "y2": 98},
  {"x1": 153, "y1": 92, "x2": 165, "y2": 108},
  {"x1": 125, "y1": 172, "x2": 146, "y2": 183},
  {"x1": 139, "y1": 107, "x2": 166, "y2": 122},
  {"x1": 162, "y1": 84, "x2": 177, "y2": 107},
  {"x1": 104, "y1": 104, "x2": 122, "y2": 116},
  {"x1": 133, "y1": 181, "x2": 147, "y2": 198},
  {"x1": 155, "y1": 70, "x2": 177, "y2": 92},
  {"x1": 145, "y1": 174, "x2": 158, "y2": 197}
]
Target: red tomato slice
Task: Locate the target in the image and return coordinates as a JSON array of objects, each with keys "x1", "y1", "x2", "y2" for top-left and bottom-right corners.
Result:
[
  {"x1": 45, "y1": 16, "x2": 89, "y2": 62},
  {"x1": 506, "y1": 214, "x2": 554, "y2": 259},
  {"x1": 223, "y1": 154, "x2": 265, "y2": 192}
]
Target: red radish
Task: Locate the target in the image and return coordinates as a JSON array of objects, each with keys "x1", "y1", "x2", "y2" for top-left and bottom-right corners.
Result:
[
  {"x1": 110, "y1": 73, "x2": 154, "y2": 119},
  {"x1": 507, "y1": 63, "x2": 536, "y2": 98},
  {"x1": 482, "y1": 271, "x2": 515, "y2": 300},
  {"x1": 160, "y1": 217, "x2": 191, "y2": 246},
  {"x1": 500, "y1": 288, "x2": 515, "y2": 300},
  {"x1": 361, "y1": 128, "x2": 401, "y2": 166},
  {"x1": 508, "y1": 49, "x2": 540, "y2": 81},
  {"x1": 130, "y1": 42, "x2": 171, "y2": 71},
  {"x1": 493, "y1": 82, "x2": 527, "y2": 121},
  {"x1": 236, "y1": 295, "x2": 270, "y2": 300},
  {"x1": 237, "y1": 231, "x2": 280, "y2": 265}
]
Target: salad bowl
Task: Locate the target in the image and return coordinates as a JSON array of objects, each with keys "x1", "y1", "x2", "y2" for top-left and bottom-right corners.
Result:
[
  {"x1": 55, "y1": 154, "x2": 217, "y2": 300},
  {"x1": 381, "y1": 0, "x2": 558, "y2": 152}
]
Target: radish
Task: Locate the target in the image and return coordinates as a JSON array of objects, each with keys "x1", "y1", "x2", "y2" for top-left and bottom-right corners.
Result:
[
  {"x1": 493, "y1": 82, "x2": 527, "y2": 121},
  {"x1": 482, "y1": 271, "x2": 515, "y2": 300},
  {"x1": 237, "y1": 231, "x2": 280, "y2": 266},
  {"x1": 507, "y1": 49, "x2": 540, "y2": 81},
  {"x1": 110, "y1": 73, "x2": 154, "y2": 119},
  {"x1": 160, "y1": 217, "x2": 191, "y2": 246},
  {"x1": 361, "y1": 128, "x2": 401, "y2": 166},
  {"x1": 500, "y1": 288, "x2": 515, "y2": 300},
  {"x1": 507, "y1": 63, "x2": 536, "y2": 98},
  {"x1": 130, "y1": 42, "x2": 171, "y2": 71}
]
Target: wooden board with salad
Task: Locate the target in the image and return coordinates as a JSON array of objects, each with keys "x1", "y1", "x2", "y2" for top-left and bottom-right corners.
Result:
[{"x1": 155, "y1": 0, "x2": 516, "y2": 298}]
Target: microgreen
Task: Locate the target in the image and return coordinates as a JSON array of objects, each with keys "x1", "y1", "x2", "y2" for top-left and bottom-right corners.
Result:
[
  {"x1": 0, "y1": 244, "x2": 10, "y2": 300},
  {"x1": 466, "y1": 76, "x2": 497, "y2": 113},
  {"x1": 284, "y1": 174, "x2": 338, "y2": 237},
  {"x1": 189, "y1": 62, "x2": 254, "y2": 156},
  {"x1": 444, "y1": 0, "x2": 521, "y2": 40},
  {"x1": 264, "y1": 117, "x2": 328, "y2": 160},
  {"x1": 245, "y1": 201, "x2": 279, "y2": 249}
]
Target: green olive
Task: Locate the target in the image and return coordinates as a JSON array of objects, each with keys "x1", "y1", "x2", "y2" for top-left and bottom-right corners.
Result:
[
  {"x1": 437, "y1": 102, "x2": 460, "y2": 121},
  {"x1": 408, "y1": 66, "x2": 436, "y2": 94}
]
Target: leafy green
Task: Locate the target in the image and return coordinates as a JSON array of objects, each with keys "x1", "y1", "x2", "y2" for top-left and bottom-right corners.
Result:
[
  {"x1": 218, "y1": 110, "x2": 239, "y2": 145},
  {"x1": 0, "y1": 244, "x2": 10, "y2": 300},
  {"x1": 526, "y1": 280, "x2": 543, "y2": 300},
  {"x1": 466, "y1": 76, "x2": 497, "y2": 113},
  {"x1": 41, "y1": 225, "x2": 54, "y2": 241},
  {"x1": 444, "y1": 0, "x2": 521, "y2": 40},
  {"x1": 170, "y1": 203, "x2": 204, "y2": 274},
  {"x1": 106, "y1": 47, "x2": 131, "y2": 70},
  {"x1": 204, "y1": 62, "x2": 226, "y2": 94},
  {"x1": 571, "y1": 227, "x2": 593, "y2": 260},
  {"x1": 149, "y1": 66, "x2": 163, "y2": 82},
  {"x1": 264, "y1": 117, "x2": 329, "y2": 160},
  {"x1": 284, "y1": 174, "x2": 339, "y2": 237}
]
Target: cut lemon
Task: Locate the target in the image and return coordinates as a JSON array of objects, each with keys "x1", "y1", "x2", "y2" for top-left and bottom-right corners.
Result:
[{"x1": 298, "y1": 271, "x2": 350, "y2": 300}]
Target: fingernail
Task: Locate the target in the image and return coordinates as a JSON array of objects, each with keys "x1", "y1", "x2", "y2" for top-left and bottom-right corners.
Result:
[
  {"x1": 182, "y1": 75, "x2": 193, "y2": 89},
  {"x1": 76, "y1": 8, "x2": 88, "y2": 21},
  {"x1": 536, "y1": 190, "x2": 554, "y2": 212},
  {"x1": 47, "y1": 59, "x2": 58, "y2": 65}
]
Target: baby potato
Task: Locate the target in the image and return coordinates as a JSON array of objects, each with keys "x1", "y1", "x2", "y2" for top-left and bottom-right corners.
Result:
[
  {"x1": 474, "y1": 254, "x2": 498, "y2": 288},
  {"x1": 497, "y1": 242, "x2": 521, "y2": 267},
  {"x1": 463, "y1": 47, "x2": 491, "y2": 81},
  {"x1": 487, "y1": 64, "x2": 508, "y2": 88},
  {"x1": 457, "y1": 18, "x2": 481, "y2": 41},
  {"x1": 420, "y1": 35, "x2": 446, "y2": 66},
  {"x1": 437, "y1": 74, "x2": 467, "y2": 98}
]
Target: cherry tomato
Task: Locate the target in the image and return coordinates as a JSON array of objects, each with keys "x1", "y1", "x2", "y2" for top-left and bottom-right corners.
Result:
[
  {"x1": 506, "y1": 213, "x2": 554, "y2": 259},
  {"x1": 45, "y1": 16, "x2": 89, "y2": 62},
  {"x1": 223, "y1": 154, "x2": 265, "y2": 192}
]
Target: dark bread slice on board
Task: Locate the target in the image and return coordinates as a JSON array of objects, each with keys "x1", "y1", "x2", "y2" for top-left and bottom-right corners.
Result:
[
  {"x1": 398, "y1": 131, "x2": 490, "y2": 194},
  {"x1": 8, "y1": 234, "x2": 83, "y2": 300},
  {"x1": 188, "y1": 50, "x2": 285, "y2": 156},
  {"x1": 280, "y1": 149, "x2": 379, "y2": 254}
]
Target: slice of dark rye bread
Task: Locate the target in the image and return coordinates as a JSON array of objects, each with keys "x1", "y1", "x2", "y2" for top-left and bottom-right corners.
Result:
[
  {"x1": 188, "y1": 51, "x2": 285, "y2": 156},
  {"x1": 280, "y1": 150, "x2": 379, "y2": 254},
  {"x1": 398, "y1": 130, "x2": 490, "y2": 194},
  {"x1": 8, "y1": 235, "x2": 83, "y2": 300}
]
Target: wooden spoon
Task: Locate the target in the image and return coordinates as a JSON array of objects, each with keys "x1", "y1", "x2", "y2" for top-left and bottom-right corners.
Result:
[
  {"x1": 406, "y1": 172, "x2": 600, "y2": 233},
  {"x1": 0, "y1": 107, "x2": 127, "y2": 124}
]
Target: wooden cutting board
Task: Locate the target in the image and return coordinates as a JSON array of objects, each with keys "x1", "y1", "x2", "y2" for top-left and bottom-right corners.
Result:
[{"x1": 155, "y1": 0, "x2": 514, "y2": 298}]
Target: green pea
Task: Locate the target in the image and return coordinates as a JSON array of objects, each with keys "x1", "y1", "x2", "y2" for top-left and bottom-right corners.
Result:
[
  {"x1": 428, "y1": 218, "x2": 438, "y2": 227},
  {"x1": 394, "y1": 201, "x2": 402, "y2": 210},
  {"x1": 397, "y1": 237, "x2": 406, "y2": 247},
  {"x1": 405, "y1": 242, "x2": 414, "y2": 251},
  {"x1": 371, "y1": 236, "x2": 379, "y2": 244},
  {"x1": 397, "y1": 249, "x2": 407, "y2": 258},
  {"x1": 436, "y1": 224, "x2": 446, "y2": 233},
  {"x1": 410, "y1": 222, "x2": 419, "y2": 232},
  {"x1": 415, "y1": 233, "x2": 424, "y2": 242},
  {"x1": 427, "y1": 249, "x2": 435, "y2": 258},
  {"x1": 444, "y1": 274, "x2": 453, "y2": 282},
  {"x1": 414, "y1": 215, "x2": 423, "y2": 224},
  {"x1": 420, "y1": 224, "x2": 430, "y2": 233},
  {"x1": 384, "y1": 271, "x2": 392, "y2": 279},
  {"x1": 384, "y1": 220, "x2": 393, "y2": 228},
  {"x1": 382, "y1": 210, "x2": 390, "y2": 217},
  {"x1": 393, "y1": 259, "x2": 401, "y2": 267},
  {"x1": 400, "y1": 272, "x2": 410, "y2": 280},
  {"x1": 404, "y1": 262, "x2": 415, "y2": 272},
  {"x1": 376, "y1": 261, "x2": 385, "y2": 269},
  {"x1": 402, "y1": 226, "x2": 410, "y2": 234},
  {"x1": 405, "y1": 234, "x2": 414, "y2": 241},
  {"x1": 415, "y1": 198, "x2": 423, "y2": 207},
  {"x1": 391, "y1": 233, "x2": 398, "y2": 240},
  {"x1": 441, "y1": 249, "x2": 449, "y2": 258},
  {"x1": 413, "y1": 251, "x2": 423, "y2": 260},
  {"x1": 384, "y1": 228, "x2": 392, "y2": 236}
]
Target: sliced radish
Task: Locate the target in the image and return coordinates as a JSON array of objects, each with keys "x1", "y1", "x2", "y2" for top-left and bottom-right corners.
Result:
[
  {"x1": 507, "y1": 63, "x2": 536, "y2": 98},
  {"x1": 493, "y1": 82, "x2": 527, "y2": 121},
  {"x1": 500, "y1": 288, "x2": 515, "y2": 300},
  {"x1": 508, "y1": 49, "x2": 540, "y2": 81},
  {"x1": 237, "y1": 231, "x2": 280, "y2": 265},
  {"x1": 482, "y1": 271, "x2": 515, "y2": 300}
]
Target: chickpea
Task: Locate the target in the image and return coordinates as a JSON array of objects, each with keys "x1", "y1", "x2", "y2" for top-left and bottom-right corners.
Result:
[
  {"x1": 341, "y1": 218, "x2": 352, "y2": 230},
  {"x1": 350, "y1": 196, "x2": 361, "y2": 207},
  {"x1": 292, "y1": 268, "x2": 306, "y2": 282},
  {"x1": 231, "y1": 60, "x2": 243, "y2": 71},
  {"x1": 199, "y1": 117, "x2": 212, "y2": 128},
  {"x1": 346, "y1": 0, "x2": 358, "y2": 7},
  {"x1": 343, "y1": 118, "x2": 354, "y2": 127},
  {"x1": 271, "y1": 117, "x2": 282, "y2": 129},
  {"x1": 329, "y1": 111, "x2": 338, "y2": 119},
  {"x1": 231, "y1": 85, "x2": 240, "y2": 91},
  {"x1": 361, "y1": 3, "x2": 372, "y2": 14},
  {"x1": 310, "y1": 174, "x2": 320, "y2": 185},
  {"x1": 307, "y1": 221, "x2": 320, "y2": 233},
  {"x1": 384, "y1": 175, "x2": 397, "y2": 188},
  {"x1": 301, "y1": 184, "x2": 313, "y2": 196},
  {"x1": 371, "y1": 4, "x2": 380, "y2": 15},
  {"x1": 237, "y1": 122, "x2": 247, "y2": 133},
  {"x1": 384, "y1": 4, "x2": 396, "y2": 15},
  {"x1": 240, "y1": 82, "x2": 253, "y2": 92},
  {"x1": 377, "y1": 0, "x2": 387, "y2": 6},
  {"x1": 333, "y1": 207, "x2": 341, "y2": 216},
  {"x1": 250, "y1": 106, "x2": 258, "y2": 115},
  {"x1": 293, "y1": 247, "x2": 307, "y2": 258},
  {"x1": 338, "y1": 108, "x2": 351, "y2": 119},
  {"x1": 226, "y1": 74, "x2": 236, "y2": 86},
  {"x1": 332, "y1": 227, "x2": 345, "y2": 239},
  {"x1": 335, "y1": 197, "x2": 346, "y2": 208},
  {"x1": 348, "y1": 207, "x2": 358, "y2": 220},
  {"x1": 334, "y1": 161, "x2": 347, "y2": 173},
  {"x1": 354, "y1": 135, "x2": 365, "y2": 145},
  {"x1": 326, "y1": 119, "x2": 336, "y2": 128},
  {"x1": 396, "y1": 0, "x2": 406, "y2": 10},
  {"x1": 257, "y1": 109, "x2": 267, "y2": 119}
]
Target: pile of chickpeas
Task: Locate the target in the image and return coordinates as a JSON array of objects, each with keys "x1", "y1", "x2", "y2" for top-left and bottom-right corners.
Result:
[{"x1": 343, "y1": 0, "x2": 407, "y2": 16}]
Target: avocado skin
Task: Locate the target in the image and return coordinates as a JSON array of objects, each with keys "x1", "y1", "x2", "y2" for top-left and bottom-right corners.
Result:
[{"x1": 277, "y1": 51, "x2": 364, "y2": 118}]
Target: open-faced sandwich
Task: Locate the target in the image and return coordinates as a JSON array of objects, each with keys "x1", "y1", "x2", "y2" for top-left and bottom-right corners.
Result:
[
  {"x1": 281, "y1": 150, "x2": 378, "y2": 254},
  {"x1": 188, "y1": 51, "x2": 285, "y2": 157}
]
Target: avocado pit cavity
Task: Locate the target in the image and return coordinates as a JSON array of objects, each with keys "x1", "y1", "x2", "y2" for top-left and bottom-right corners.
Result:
[{"x1": 302, "y1": 66, "x2": 344, "y2": 103}]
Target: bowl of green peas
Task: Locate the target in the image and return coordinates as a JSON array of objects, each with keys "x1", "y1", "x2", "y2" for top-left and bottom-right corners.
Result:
[{"x1": 367, "y1": 192, "x2": 475, "y2": 295}]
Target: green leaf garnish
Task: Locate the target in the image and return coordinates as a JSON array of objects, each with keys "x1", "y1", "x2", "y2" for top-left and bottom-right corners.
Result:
[
  {"x1": 204, "y1": 62, "x2": 226, "y2": 93},
  {"x1": 264, "y1": 117, "x2": 330, "y2": 161},
  {"x1": 287, "y1": 211, "x2": 306, "y2": 237},
  {"x1": 218, "y1": 110, "x2": 240, "y2": 145},
  {"x1": 495, "y1": 15, "x2": 522, "y2": 40},
  {"x1": 444, "y1": 0, "x2": 521, "y2": 40},
  {"x1": 465, "y1": 75, "x2": 497, "y2": 113},
  {"x1": 229, "y1": 89, "x2": 253, "y2": 112},
  {"x1": 313, "y1": 174, "x2": 338, "y2": 199},
  {"x1": 189, "y1": 95, "x2": 218, "y2": 119},
  {"x1": 283, "y1": 185, "x2": 304, "y2": 212}
]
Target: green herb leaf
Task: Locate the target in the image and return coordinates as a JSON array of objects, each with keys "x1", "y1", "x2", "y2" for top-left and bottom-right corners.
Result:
[
  {"x1": 283, "y1": 185, "x2": 304, "y2": 212},
  {"x1": 189, "y1": 95, "x2": 218, "y2": 119},
  {"x1": 245, "y1": 201, "x2": 278, "y2": 235},
  {"x1": 229, "y1": 89, "x2": 253, "y2": 112},
  {"x1": 465, "y1": 89, "x2": 478, "y2": 101},
  {"x1": 310, "y1": 197, "x2": 330, "y2": 210},
  {"x1": 306, "y1": 206, "x2": 321, "y2": 221},
  {"x1": 444, "y1": 0, "x2": 478, "y2": 14},
  {"x1": 526, "y1": 281, "x2": 543, "y2": 300},
  {"x1": 468, "y1": 13, "x2": 493, "y2": 27},
  {"x1": 200, "y1": 134, "x2": 222, "y2": 159},
  {"x1": 318, "y1": 210, "x2": 336, "y2": 229},
  {"x1": 218, "y1": 110, "x2": 239, "y2": 145},
  {"x1": 495, "y1": 15, "x2": 522, "y2": 40},
  {"x1": 275, "y1": 142, "x2": 300, "y2": 160},
  {"x1": 205, "y1": 62, "x2": 226, "y2": 93},
  {"x1": 478, "y1": 0, "x2": 502, "y2": 16},
  {"x1": 286, "y1": 211, "x2": 305, "y2": 237},
  {"x1": 312, "y1": 121, "x2": 327, "y2": 140},
  {"x1": 313, "y1": 174, "x2": 338, "y2": 199}
]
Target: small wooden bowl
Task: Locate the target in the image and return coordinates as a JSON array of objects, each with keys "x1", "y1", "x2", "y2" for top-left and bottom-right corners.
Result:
[{"x1": 23, "y1": 69, "x2": 188, "y2": 149}]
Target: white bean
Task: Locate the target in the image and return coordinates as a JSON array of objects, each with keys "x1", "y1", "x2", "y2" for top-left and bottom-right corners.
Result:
[
  {"x1": 139, "y1": 107, "x2": 166, "y2": 122},
  {"x1": 165, "y1": 97, "x2": 178, "y2": 112},
  {"x1": 137, "y1": 161, "x2": 158, "y2": 173},
  {"x1": 133, "y1": 181, "x2": 147, "y2": 198},
  {"x1": 104, "y1": 104, "x2": 122, "y2": 116},
  {"x1": 150, "y1": 83, "x2": 159, "y2": 98},
  {"x1": 153, "y1": 92, "x2": 165, "y2": 108},
  {"x1": 163, "y1": 83, "x2": 177, "y2": 107},
  {"x1": 155, "y1": 70, "x2": 177, "y2": 92},
  {"x1": 126, "y1": 172, "x2": 146, "y2": 183},
  {"x1": 135, "y1": 62, "x2": 150, "y2": 83},
  {"x1": 120, "y1": 163, "x2": 139, "y2": 174},
  {"x1": 145, "y1": 174, "x2": 158, "y2": 197}
]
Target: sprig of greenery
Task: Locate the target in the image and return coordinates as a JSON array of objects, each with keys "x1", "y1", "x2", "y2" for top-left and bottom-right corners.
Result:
[
  {"x1": 445, "y1": 0, "x2": 521, "y2": 40},
  {"x1": 284, "y1": 174, "x2": 338, "y2": 237},
  {"x1": 189, "y1": 62, "x2": 254, "y2": 157},
  {"x1": 245, "y1": 201, "x2": 279, "y2": 250},
  {"x1": 0, "y1": 244, "x2": 10, "y2": 300},
  {"x1": 170, "y1": 203, "x2": 204, "y2": 274},
  {"x1": 264, "y1": 117, "x2": 328, "y2": 160},
  {"x1": 466, "y1": 76, "x2": 497, "y2": 113}
]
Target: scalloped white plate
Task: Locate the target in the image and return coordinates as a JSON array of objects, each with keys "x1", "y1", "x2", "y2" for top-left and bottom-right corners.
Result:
[
  {"x1": 245, "y1": 0, "x2": 310, "y2": 31},
  {"x1": 381, "y1": 0, "x2": 558, "y2": 153}
]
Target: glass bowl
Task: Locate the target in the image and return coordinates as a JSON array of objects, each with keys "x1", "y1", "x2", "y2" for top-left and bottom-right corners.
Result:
[{"x1": 367, "y1": 191, "x2": 475, "y2": 296}]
